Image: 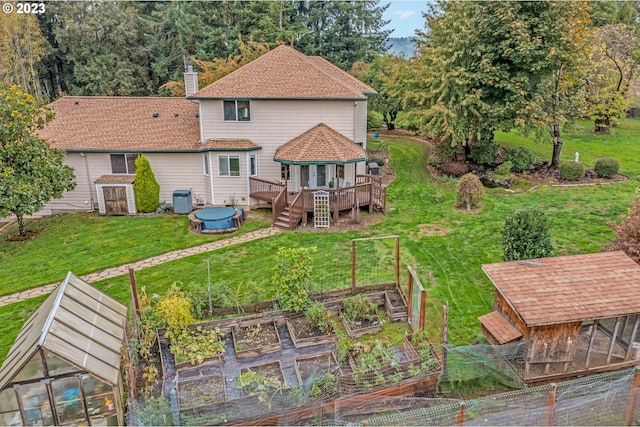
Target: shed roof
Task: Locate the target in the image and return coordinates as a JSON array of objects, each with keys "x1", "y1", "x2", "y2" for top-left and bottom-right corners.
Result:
[
  {"x1": 37, "y1": 96, "x2": 201, "y2": 152},
  {"x1": 478, "y1": 311, "x2": 523, "y2": 344},
  {"x1": 274, "y1": 123, "x2": 367, "y2": 165},
  {"x1": 191, "y1": 45, "x2": 376, "y2": 100},
  {"x1": 482, "y1": 251, "x2": 640, "y2": 327},
  {"x1": 0, "y1": 273, "x2": 127, "y2": 388}
]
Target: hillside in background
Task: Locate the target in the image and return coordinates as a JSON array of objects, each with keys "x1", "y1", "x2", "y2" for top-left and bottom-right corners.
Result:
[{"x1": 387, "y1": 37, "x2": 416, "y2": 58}]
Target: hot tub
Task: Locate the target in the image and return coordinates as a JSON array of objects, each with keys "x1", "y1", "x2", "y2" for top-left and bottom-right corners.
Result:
[{"x1": 195, "y1": 207, "x2": 237, "y2": 230}]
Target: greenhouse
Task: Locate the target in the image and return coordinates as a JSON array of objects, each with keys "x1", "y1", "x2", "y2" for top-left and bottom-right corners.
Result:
[{"x1": 0, "y1": 272, "x2": 127, "y2": 426}]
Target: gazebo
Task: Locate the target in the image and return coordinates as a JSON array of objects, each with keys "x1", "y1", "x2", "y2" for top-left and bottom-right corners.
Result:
[
  {"x1": 479, "y1": 251, "x2": 640, "y2": 382},
  {"x1": 0, "y1": 272, "x2": 127, "y2": 426}
]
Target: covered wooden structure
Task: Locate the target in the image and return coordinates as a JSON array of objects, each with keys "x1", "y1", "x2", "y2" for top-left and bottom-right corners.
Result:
[
  {"x1": 0, "y1": 272, "x2": 127, "y2": 426},
  {"x1": 479, "y1": 251, "x2": 640, "y2": 382}
]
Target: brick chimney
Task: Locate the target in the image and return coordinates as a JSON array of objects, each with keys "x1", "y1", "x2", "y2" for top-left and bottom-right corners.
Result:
[{"x1": 184, "y1": 63, "x2": 199, "y2": 97}]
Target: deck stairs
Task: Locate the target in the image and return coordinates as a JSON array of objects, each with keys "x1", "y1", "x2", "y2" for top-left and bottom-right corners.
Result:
[{"x1": 273, "y1": 206, "x2": 303, "y2": 230}]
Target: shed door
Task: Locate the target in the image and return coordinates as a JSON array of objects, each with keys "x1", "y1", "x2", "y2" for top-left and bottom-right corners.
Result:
[{"x1": 102, "y1": 186, "x2": 128, "y2": 215}]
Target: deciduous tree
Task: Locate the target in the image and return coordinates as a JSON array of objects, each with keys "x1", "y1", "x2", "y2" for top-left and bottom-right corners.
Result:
[
  {"x1": 609, "y1": 197, "x2": 640, "y2": 264},
  {"x1": 0, "y1": 85, "x2": 75, "y2": 237}
]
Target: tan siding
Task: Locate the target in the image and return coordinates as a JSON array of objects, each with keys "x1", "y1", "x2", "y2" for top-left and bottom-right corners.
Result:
[
  {"x1": 201, "y1": 99, "x2": 359, "y2": 185},
  {"x1": 41, "y1": 153, "x2": 97, "y2": 214},
  {"x1": 212, "y1": 152, "x2": 249, "y2": 205},
  {"x1": 143, "y1": 153, "x2": 209, "y2": 206}
]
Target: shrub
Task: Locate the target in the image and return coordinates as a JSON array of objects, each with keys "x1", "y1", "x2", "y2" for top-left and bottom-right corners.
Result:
[
  {"x1": 305, "y1": 301, "x2": 333, "y2": 334},
  {"x1": 440, "y1": 161, "x2": 469, "y2": 177},
  {"x1": 594, "y1": 157, "x2": 620, "y2": 178},
  {"x1": 501, "y1": 207, "x2": 553, "y2": 261},
  {"x1": 155, "y1": 287, "x2": 194, "y2": 340},
  {"x1": 456, "y1": 173, "x2": 483, "y2": 210},
  {"x1": 435, "y1": 140, "x2": 461, "y2": 161},
  {"x1": 495, "y1": 161, "x2": 513, "y2": 176},
  {"x1": 468, "y1": 140, "x2": 501, "y2": 165},
  {"x1": 608, "y1": 197, "x2": 640, "y2": 264},
  {"x1": 505, "y1": 147, "x2": 536, "y2": 173},
  {"x1": 367, "y1": 111, "x2": 382, "y2": 129},
  {"x1": 134, "y1": 155, "x2": 160, "y2": 213},
  {"x1": 558, "y1": 161, "x2": 585, "y2": 181}
]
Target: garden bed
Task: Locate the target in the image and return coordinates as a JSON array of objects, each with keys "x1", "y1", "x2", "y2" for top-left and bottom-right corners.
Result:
[
  {"x1": 340, "y1": 309, "x2": 383, "y2": 338},
  {"x1": 240, "y1": 360, "x2": 288, "y2": 391},
  {"x1": 232, "y1": 320, "x2": 281, "y2": 358},
  {"x1": 177, "y1": 374, "x2": 227, "y2": 409},
  {"x1": 286, "y1": 315, "x2": 336, "y2": 348},
  {"x1": 384, "y1": 290, "x2": 408, "y2": 322},
  {"x1": 294, "y1": 352, "x2": 341, "y2": 399}
]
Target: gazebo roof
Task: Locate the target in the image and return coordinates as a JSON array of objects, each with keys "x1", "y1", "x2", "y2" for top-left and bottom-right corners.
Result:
[
  {"x1": 274, "y1": 123, "x2": 367, "y2": 165},
  {"x1": 0, "y1": 272, "x2": 127, "y2": 388},
  {"x1": 482, "y1": 251, "x2": 640, "y2": 326}
]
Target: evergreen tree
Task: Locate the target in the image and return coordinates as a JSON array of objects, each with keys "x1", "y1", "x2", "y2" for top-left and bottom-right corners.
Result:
[
  {"x1": 134, "y1": 155, "x2": 160, "y2": 213},
  {"x1": 0, "y1": 85, "x2": 76, "y2": 237},
  {"x1": 501, "y1": 207, "x2": 553, "y2": 262}
]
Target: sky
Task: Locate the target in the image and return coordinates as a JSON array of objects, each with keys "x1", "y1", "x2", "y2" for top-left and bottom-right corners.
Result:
[{"x1": 382, "y1": 1, "x2": 430, "y2": 38}]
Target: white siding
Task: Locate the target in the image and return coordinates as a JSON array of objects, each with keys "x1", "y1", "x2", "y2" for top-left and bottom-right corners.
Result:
[
  {"x1": 212, "y1": 152, "x2": 249, "y2": 206},
  {"x1": 143, "y1": 153, "x2": 209, "y2": 207},
  {"x1": 200, "y1": 99, "x2": 367, "y2": 186}
]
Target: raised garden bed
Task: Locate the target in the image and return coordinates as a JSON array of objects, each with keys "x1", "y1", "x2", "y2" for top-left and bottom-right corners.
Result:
[
  {"x1": 177, "y1": 374, "x2": 226, "y2": 410},
  {"x1": 295, "y1": 352, "x2": 341, "y2": 398},
  {"x1": 240, "y1": 360, "x2": 287, "y2": 391},
  {"x1": 232, "y1": 320, "x2": 281, "y2": 358},
  {"x1": 286, "y1": 315, "x2": 337, "y2": 348},
  {"x1": 340, "y1": 309, "x2": 383, "y2": 338},
  {"x1": 384, "y1": 290, "x2": 408, "y2": 322}
]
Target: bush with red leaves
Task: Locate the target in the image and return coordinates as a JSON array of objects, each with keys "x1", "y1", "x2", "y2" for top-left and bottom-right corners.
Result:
[
  {"x1": 609, "y1": 198, "x2": 640, "y2": 264},
  {"x1": 439, "y1": 162, "x2": 469, "y2": 177}
]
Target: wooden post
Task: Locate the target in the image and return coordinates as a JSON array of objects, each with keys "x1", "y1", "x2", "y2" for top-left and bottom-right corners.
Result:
[
  {"x1": 351, "y1": 240, "x2": 357, "y2": 293},
  {"x1": 419, "y1": 288, "x2": 426, "y2": 331},
  {"x1": 395, "y1": 236, "x2": 400, "y2": 287},
  {"x1": 626, "y1": 316, "x2": 640, "y2": 360},
  {"x1": 129, "y1": 267, "x2": 141, "y2": 318},
  {"x1": 585, "y1": 320, "x2": 599, "y2": 369},
  {"x1": 407, "y1": 267, "x2": 414, "y2": 326},
  {"x1": 443, "y1": 303, "x2": 449, "y2": 382},
  {"x1": 625, "y1": 366, "x2": 640, "y2": 426},
  {"x1": 456, "y1": 402, "x2": 465, "y2": 425},
  {"x1": 546, "y1": 383, "x2": 557, "y2": 426},
  {"x1": 607, "y1": 317, "x2": 622, "y2": 364}
]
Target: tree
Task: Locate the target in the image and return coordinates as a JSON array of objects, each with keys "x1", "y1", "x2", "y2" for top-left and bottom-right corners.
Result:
[
  {"x1": 501, "y1": 207, "x2": 553, "y2": 261},
  {"x1": 609, "y1": 197, "x2": 640, "y2": 264},
  {"x1": 455, "y1": 173, "x2": 483, "y2": 211},
  {"x1": 272, "y1": 247, "x2": 316, "y2": 312},
  {"x1": 0, "y1": 85, "x2": 75, "y2": 237},
  {"x1": 133, "y1": 155, "x2": 160, "y2": 213},
  {"x1": 354, "y1": 56, "x2": 406, "y2": 130},
  {"x1": 585, "y1": 24, "x2": 640, "y2": 133}
]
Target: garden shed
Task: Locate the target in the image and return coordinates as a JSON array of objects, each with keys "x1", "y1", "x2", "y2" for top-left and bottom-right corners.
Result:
[
  {"x1": 479, "y1": 251, "x2": 640, "y2": 382},
  {"x1": 0, "y1": 272, "x2": 127, "y2": 426}
]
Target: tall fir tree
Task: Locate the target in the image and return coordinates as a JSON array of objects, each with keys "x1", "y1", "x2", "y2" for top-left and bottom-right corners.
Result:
[{"x1": 134, "y1": 155, "x2": 160, "y2": 213}]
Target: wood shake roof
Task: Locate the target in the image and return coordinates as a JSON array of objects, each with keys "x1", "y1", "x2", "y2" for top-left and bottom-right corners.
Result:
[
  {"x1": 274, "y1": 123, "x2": 367, "y2": 165},
  {"x1": 482, "y1": 251, "x2": 640, "y2": 326},
  {"x1": 38, "y1": 97, "x2": 201, "y2": 152},
  {"x1": 191, "y1": 45, "x2": 377, "y2": 100}
]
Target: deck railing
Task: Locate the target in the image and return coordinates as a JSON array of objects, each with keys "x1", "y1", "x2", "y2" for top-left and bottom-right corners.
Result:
[
  {"x1": 288, "y1": 191, "x2": 305, "y2": 229},
  {"x1": 249, "y1": 177, "x2": 286, "y2": 202},
  {"x1": 271, "y1": 186, "x2": 287, "y2": 224}
]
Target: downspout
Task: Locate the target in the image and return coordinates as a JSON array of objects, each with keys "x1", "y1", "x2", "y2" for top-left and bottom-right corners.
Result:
[
  {"x1": 353, "y1": 101, "x2": 358, "y2": 142},
  {"x1": 80, "y1": 153, "x2": 94, "y2": 210},
  {"x1": 209, "y1": 153, "x2": 215, "y2": 205},
  {"x1": 246, "y1": 152, "x2": 251, "y2": 208}
]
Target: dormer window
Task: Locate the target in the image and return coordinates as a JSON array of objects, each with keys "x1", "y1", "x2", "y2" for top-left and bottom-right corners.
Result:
[{"x1": 223, "y1": 100, "x2": 250, "y2": 122}]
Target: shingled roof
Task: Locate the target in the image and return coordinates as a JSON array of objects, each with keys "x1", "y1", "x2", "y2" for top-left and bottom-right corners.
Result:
[
  {"x1": 38, "y1": 96, "x2": 201, "y2": 152},
  {"x1": 274, "y1": 123, "x2": 367, "y2": 165},
  {"x1": 191, "y1": 45, "x2": 377, "y2": 100},
  {"x1": 482, "y1": 251, "x2": 640, "y2": 326}
]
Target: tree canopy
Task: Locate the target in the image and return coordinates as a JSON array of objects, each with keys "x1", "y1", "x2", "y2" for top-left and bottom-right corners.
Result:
[{"x1": 0, "y1": 85, "x2": 75, "y2": 236}]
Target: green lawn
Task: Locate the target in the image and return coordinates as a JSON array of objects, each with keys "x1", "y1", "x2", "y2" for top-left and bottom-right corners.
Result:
[
  {"x1": 0, "y1": 213, "x2": 270, "y2": 296},
  {"x1": 1, "y1": 119, "x2": 639, "y2": 362}
]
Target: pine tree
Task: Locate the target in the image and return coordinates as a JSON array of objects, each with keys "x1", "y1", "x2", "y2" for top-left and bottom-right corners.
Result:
[{"x1": 134, "y1": 155, "x2": 160, "y2": 213}]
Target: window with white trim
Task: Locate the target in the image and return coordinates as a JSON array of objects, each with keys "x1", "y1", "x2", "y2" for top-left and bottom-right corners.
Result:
[
  {"x1": 203, "y1": 153, "x2": 210, "y2": 176},
  {"x1": 223, "y1": 100, "x2": 251, "y2": 121},
  {"x1": 218, "y1": 155, "x2": 240, "y2": 177},
  {"x1": 249, "y1": 154, "x2": 258, "y2": 176},
  {"x1": 110, "y1": 153, "x2": 138, "y2": 174}
]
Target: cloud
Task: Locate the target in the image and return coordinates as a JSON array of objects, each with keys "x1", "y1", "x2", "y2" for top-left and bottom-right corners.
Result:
[{"x1": 393, "y1": 10, "x2": 416, "y2": 21}]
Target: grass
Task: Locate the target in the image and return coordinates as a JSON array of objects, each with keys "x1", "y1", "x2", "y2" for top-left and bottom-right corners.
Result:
[
  {"x1": 0, "y1": 213, "x2": 270, "y2": 296},
  {"x1": 1, "y1": 119, "x2": 639, "y2": 362}
]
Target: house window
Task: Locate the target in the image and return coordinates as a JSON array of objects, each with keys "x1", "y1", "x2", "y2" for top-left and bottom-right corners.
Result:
[
  {"x1": 218, "y1": 155, "x2": 240, "y2": 177},
  {"x1": 203, "y1": 154, "x2": 210, "y2": 176},
  {"x1": 281, "y1": 164, "x2": 291, "y2": 182},
  {"x1": 110, "y1": 153, "x2": 138, "y2": 174},
  {"x1": 249, "y1": 154, "x2": 258, "y2": 176},
  {"x1": 223, "y1": 100, "x2": 251, "y2": 121}
]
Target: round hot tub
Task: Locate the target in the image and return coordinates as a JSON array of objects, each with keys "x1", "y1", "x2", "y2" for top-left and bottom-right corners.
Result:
[{"x1": 195, "y1": 207, "x2": 237, "y2": 230}]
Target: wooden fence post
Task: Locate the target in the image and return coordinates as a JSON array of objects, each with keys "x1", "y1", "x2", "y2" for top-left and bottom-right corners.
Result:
[
  {"x1": 351, "y1": 240, "x2": 356, "y2": 293},
  {"x1": 546, "y1": 383, "x2": 557, "y2": 426},
  {"x1": 129, "y1": 267, "x2": 141, "y2": 318},
  {"x1": 625, "y1": 366, "x2": 640, "y2": 426},
  {"x1": 457, "y1": 402, "x2": 465, "y2": 425}
]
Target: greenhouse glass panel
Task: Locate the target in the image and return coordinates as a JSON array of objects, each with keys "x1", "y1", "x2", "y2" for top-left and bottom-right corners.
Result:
[
  {"x1": 53, "y1": 377, "x2": 86, "y2": 425},
  {"x1": 0, "y1": 388, "x2": 18, "y2": 411},
  {"x1": 0, "y1": 411, "x2": 22, "y2": 426},
  {"x1": 17, "y1": 382, "x2": 54, "y2": 425},
  {"x1": 13, "y1": 352, "x2": 44, "y2": 382},
  {"x1": 82, "y1": 374, "x2": 117, "y2": 422},
  {"x1": 44, "y1": 350, "x2": 77, "y2": 376}
]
